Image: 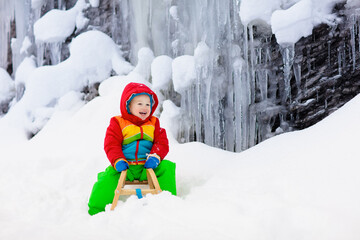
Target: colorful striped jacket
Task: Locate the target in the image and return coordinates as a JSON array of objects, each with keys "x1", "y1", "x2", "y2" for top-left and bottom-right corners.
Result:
[
  {"x1": 104, "y1": 82, "x2": 169, "y2": 167},
  {"x1": 115, "y1": 116, "x2": 156, "y2": 165}
]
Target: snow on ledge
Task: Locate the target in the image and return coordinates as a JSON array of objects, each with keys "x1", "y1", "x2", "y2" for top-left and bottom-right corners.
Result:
[
  {"x1": 240, "y1": 0, "x2": 342, "y2": 45},
  {"x1": 271, "y1": 0, "x2": 340, "y2": 44},
  {"x1": 34, "y1": 0, "x2": 89, "y2": 43}
]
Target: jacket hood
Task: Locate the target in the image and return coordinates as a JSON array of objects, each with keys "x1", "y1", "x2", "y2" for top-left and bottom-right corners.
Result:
[{"x1": 120, "y1": 82, "x2": 159, "y2": 125}]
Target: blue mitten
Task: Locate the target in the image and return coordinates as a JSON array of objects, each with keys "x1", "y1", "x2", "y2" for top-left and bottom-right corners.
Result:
[
  {"x1": 115, "y1": 159, "x2": 129, "y2": 172},
  {"x1": 144, "y1": 156, "x2": 160, "y2": 169}
]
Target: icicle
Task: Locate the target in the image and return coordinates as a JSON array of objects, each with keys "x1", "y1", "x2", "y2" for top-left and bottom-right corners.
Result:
[
  {"x1": 233, "y1": 55, "x2": 249, "y2": 151},
  {"x1": 262, "y1": 69, "x2": 269, "y2": 101},
  {"x1": 327, "y1": 40, "x2": 331, "y2": 67},
  {"x1": 337, "y1": 43, "x2": 346, "y2": 75},
  {"x1": 358, "y1": 8, "x2": 360, "y2": 56},
  {"x1": 48, "y1": 42, "x2": 62, "y2": 65},
  {"x1": 36, "y1": 42, "x2": 45, "y2": 67},
  {"x1": 240, "y1": 24, "x2": 251, "y2": 150},
  {"x1": 179, "y1": 89, "x2": 188, "y2": 143},
  {"x1": 246, "y1": 24, "x2": 260, "y2": 148},
  {"x1": 280, "y1": 44, "x2": 295, "y2": 103},
  {"x1": 233, "y1": 57, "x2": 243, "y2": 151},
  {"x1": 350, "y1": 14, "x2": 356, "y2": 71},
  {"x1": 325, "y1": 98, "x2": 328, "y2": 109},
  {"x1": 248, "y1": 24, "x2": 256, "y2": 104},
  {"x1": 293, "y1": 62, "x2": 301, "y2": 93},
  {"x1": 265, "y1": 37, "x2": 272, "y2": 63},
  {"x1": 196, "y1": 75, "x2": 204, "y2": 143},
  {"x1": 195, "y1": 43, "x2": 212, "y2": 147},
  {"x1": 342, "y1": 42, "x2": 346, "y2": 70},
  {"x1": 337, "y1": 46, "x2": 342, "y2": 75},
  {"x1": 0, "y1": 0, "x2": 15, "y2": 70},
  {"x1": 128, "y1": 0, "x2": 151, "y2": 63},
  {"x1": 111, "y1": 0, "x2": 119, "y2": 44},
  {"x1": 35, "y1": 41, "x2": 62, "y2": 67},
  {"x1": 11, "y1": 0, "x2": 32, "y2": 73},
  {"x1": 115, "y1": 0, "x2": 131, "y2": 56}
]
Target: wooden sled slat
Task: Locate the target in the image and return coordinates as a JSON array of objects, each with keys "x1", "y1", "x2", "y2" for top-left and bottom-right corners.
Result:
[
  {"x1": 110, "y1": 170, "x2": 127, "y2": 210},
  {"x1": 125, "y1": 180, "x2": 148, "y2": 185},
  {"x1": 110, "y1": 168, "x2": 162, "y2": 211}
]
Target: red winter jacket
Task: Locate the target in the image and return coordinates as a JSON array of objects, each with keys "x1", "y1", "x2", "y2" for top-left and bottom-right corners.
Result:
[{"x1": 104, "y1": 82, "x2": 169, "y2": 166}]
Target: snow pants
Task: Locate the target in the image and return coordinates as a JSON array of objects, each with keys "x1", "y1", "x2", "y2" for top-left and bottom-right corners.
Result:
[{"x1": 88, "y1": 160, "x2": 176, "y2": 215}]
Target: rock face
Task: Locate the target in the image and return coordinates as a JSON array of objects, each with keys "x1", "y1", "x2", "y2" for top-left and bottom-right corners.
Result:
[
  {"x1": 232, "y1": 2, "x2": 360, "y2": 148},
  {"x1": 2, "y1": 1, "x2": 360, "y2": 151},
  {"x1": 290, "y1": 3, "x2": 360, "y2": 129}
]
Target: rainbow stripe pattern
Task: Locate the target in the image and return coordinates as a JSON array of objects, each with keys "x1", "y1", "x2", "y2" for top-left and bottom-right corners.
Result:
[{"x1": 115, "y1": 116, "x2": 157, "y2": 165}]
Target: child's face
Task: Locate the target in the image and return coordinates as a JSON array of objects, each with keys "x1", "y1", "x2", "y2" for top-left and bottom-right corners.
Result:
[{"x1": 129, "y1": 94, "x2": 151, "y2": 120}]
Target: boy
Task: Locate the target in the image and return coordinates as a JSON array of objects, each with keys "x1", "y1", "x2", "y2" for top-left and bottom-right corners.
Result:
[{"x1": 88, "y1": 82, "x2": 176, "y2": 215}]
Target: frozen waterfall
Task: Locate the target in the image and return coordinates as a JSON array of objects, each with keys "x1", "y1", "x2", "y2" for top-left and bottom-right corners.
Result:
[
  {"x1": 113, "y1": 0, "x2": 294, "y2": 151},
  {"x1": 1, "y1": 0, "x2": 360, "y2": 152}
]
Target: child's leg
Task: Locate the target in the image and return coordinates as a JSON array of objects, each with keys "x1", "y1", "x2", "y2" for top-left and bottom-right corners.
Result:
[
  {"x1": 88, "y1": 166, "x2": 120, "y2": 215},
  {"x1": 154, "y1": 160, "x2": 177, "y2": 195},
  {"x1": 88, "y1": 161, "x2": 176, "y2": 215}
]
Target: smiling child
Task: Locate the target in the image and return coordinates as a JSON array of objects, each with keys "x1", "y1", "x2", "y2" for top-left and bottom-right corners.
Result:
[{"x1": 87, "y1": 82, "x2": 177, "y2": 215}]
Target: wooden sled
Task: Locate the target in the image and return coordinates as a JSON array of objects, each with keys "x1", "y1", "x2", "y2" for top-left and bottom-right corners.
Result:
[{"x1": 110, "y1": 168, "x2": 162, "y2": 210}]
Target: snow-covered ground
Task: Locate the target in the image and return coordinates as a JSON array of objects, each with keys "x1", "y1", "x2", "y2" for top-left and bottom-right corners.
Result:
[{"x1": 1, "y1": 76, "x2": 360, "y2": 239}]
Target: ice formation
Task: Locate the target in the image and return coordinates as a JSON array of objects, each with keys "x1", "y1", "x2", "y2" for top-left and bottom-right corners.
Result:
[{"x1": 1, "y1": 0, "x2": 359, "y2": 152}]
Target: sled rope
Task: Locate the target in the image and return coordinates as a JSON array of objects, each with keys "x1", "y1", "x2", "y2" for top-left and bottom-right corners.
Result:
[{"x1": 136, "y1": 189, "x2": 143, "y2": 199}]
